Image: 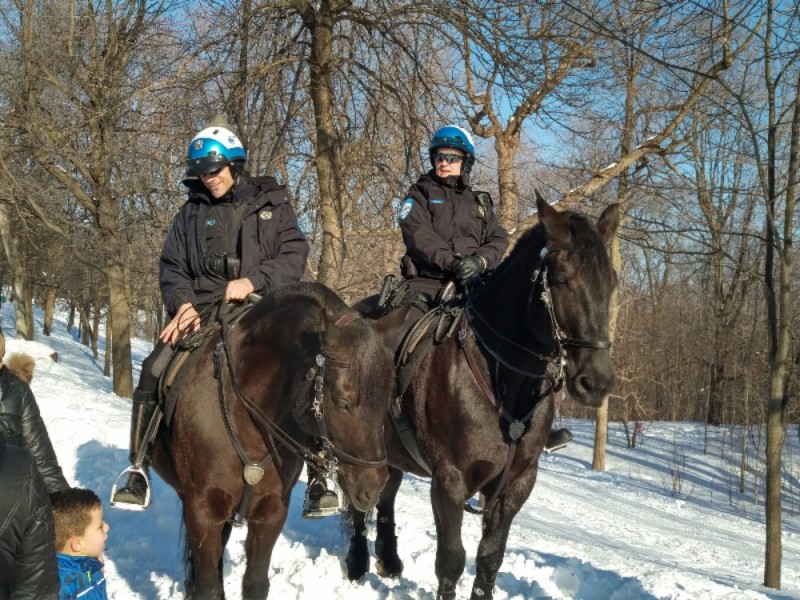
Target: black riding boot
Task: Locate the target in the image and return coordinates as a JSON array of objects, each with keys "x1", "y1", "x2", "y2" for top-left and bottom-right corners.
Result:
[
  {"x1": 544, "y1": 427, "x2": 573, "y2": 452},
  {"x1": 302, "y1": 463, "x2": 341, "y2": 519},
  {"x1": 111, "y1": 390, "x2": 160, "y2": 510}
]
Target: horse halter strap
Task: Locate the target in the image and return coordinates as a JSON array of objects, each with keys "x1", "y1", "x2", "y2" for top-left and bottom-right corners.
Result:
[
  {"x1": 212, "y1": 303, "x2": 386, "y2": 524},
  {"x1": 304, "y1": 353, "x2": 388, "y2": 470},
  {"x1": 526, "y1": 246, "x2": 613, "y2": 351}
]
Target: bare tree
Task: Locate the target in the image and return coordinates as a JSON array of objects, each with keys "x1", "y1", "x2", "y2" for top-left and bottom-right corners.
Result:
[{"x1": 2, "y1": 0, "x2": 182, "y2": 396}]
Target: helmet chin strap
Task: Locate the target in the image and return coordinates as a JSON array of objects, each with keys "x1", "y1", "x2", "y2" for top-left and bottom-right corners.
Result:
[{"x1": 229, "y1": 160, "x2": 245, "y2": 179}]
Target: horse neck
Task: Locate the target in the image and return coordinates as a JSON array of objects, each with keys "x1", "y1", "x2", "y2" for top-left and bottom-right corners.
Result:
[
  {"x1": 467, "y1": 231, "x2": 556, "y2": 382},
  {"x1": 470, "y1": 230, "x2": 544, "y2": 341}
]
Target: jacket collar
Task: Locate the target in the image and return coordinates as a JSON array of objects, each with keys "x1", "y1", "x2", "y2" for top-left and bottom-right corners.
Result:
[
  {"x1": 182, "y1": 176, "x2": 279, "y2": 210},
  {"x1": 56, "y1": 553, "x2": 104, "y2": 570},
  {"x1": 423, "y1": 169, "x2": 470, "y2": 191}
]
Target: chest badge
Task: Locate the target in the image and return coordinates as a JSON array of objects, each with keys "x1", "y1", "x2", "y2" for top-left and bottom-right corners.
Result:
[
  {"x1": 259, "y1": 210, "x2": 273, "y2": 220},
  {"x1": 398, "y1": 198, "x2": 414, "y2": 222}
]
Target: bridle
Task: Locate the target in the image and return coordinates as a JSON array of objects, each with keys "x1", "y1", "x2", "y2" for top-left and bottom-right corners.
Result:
[
  {"x1": 524, "y1": 246, "x2": 613, "y2": 352},
  {"x1": 214, "y1": 306, "x2": 386, "y2": 524},
  {"x1": 466, "y1": 245, "x2": 612, "y2": 389}
]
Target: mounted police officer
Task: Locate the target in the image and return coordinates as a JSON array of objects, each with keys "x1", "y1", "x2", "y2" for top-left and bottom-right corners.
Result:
[
  {"x1": 398, "y1": 125, "x2": 508, "y2": 298},
  {"x1": 397, "y1": 125, "x2": 572, "y2": 453},
  {"x1": 111, "y1": 117, "x2": 316, "y2": 510}
]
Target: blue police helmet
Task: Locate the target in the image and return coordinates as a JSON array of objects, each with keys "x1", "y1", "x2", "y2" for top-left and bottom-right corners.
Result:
[
  {"x1": 428, "y1": 125, "x2": 476, "y2": 173},
  {"x1": 186, "y1": 125, "x2": 247, "y2": 177}
]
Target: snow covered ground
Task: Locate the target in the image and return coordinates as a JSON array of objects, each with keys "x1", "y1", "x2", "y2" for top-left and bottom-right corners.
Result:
[{"x1": 2, "y1": 300, "x2": 800, "y2": 599}]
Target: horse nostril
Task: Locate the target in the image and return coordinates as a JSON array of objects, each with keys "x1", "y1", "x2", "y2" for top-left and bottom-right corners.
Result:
[{"x1": 577, "y1": 374, "x2": 595, "y2": 395}]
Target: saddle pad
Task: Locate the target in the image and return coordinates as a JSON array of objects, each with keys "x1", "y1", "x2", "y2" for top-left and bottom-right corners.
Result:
[
  {"x1": 160, "y1": 300, "x2": 258, "y2": 426},
  {"x1": 162, "y1": 346, "x2": 207, "y2": 426}
]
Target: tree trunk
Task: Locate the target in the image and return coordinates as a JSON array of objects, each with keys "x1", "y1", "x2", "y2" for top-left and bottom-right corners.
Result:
[
  {"x1": 15, "y1": 277, "x2": 34, "y2": 340},
  {"x1": 104, "y1": 305, "x2": 112, "y2": 378},
  {"x1": 592, "y1": 401, "x2": 607, "y2": 470},
  {"x1": 763, "y1": 67, "x2": 800, "y2": 590},
  {"x1": 92, "y1": 286, "x2": 102, "y2": 359},
  {"x1": 67, "y1": 303, "x2": 75, "y2": 334},
  {"x1": 105, "y1": 264, "x2": 133, "y2": 398},
  {"x1": 0, "y1": 204, "x2": 34, "y2": 340},
  {"x1": 142, "y1": 294, "x2": 155, "y2": 342},
  {"x1": 43, "y1": 288, "x2": 56, "y2": 336},
  {"x1": 80, "y1": 301, "x2": 92, "y2": 346},
  {"x1": 303, "y1": 0, "x2": 349, "y2": 289},
  {"x1": 494, "y1": 133, "x2": 521, "y2": 233},
  {"x1": 155, "y1": 299, "x2": 164, "y2": 345}
]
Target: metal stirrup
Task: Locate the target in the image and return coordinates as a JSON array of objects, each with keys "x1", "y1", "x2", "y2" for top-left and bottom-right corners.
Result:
[{"x1": 109, "y1": 466, "x2": 152, "y2": 510}]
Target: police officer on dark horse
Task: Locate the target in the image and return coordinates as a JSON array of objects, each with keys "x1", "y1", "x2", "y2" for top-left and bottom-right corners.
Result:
[
  {"x1": 355, "y1": 125, "x2": 573, "y2": 454},
  {"x1": 110, "y1": 117, "x2": 340, "y2": 517}
]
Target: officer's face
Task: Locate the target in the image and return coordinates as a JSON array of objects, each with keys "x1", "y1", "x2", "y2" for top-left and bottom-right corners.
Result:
[
  {"x1": 434, "y1": 149, "x2": 464, "y2": 178},
  {"x1": 200, "y1": 165, "x2": 236, "y2": 198}
]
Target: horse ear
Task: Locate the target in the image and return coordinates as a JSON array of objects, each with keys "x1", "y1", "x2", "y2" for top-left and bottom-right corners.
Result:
[
  {"x1": 597, "y1": 203, "x2": 621, "y2": 245},
  {"x1": 535, "y1": 191, "x2": 570, "y2": 242}
]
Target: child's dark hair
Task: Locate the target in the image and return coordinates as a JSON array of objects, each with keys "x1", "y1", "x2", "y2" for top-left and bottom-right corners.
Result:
[{"x1": 50, "y1": 487, "x2": 101, "y2": 551}]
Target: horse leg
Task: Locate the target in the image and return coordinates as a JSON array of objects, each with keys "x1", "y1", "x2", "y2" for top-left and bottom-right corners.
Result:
[
  {"x1": 346, "y1": 466, "x2": 404, "y2": 580},
  {"x1": 240, "y1": 497, "x2": 288, "y2": 600},
  {"x1": 374, "y1": 467, "x2": 404, "y2": 578},
  {"x1": 430, "y1": 476, "x2": 467, "y2": 600},
  {"x1": 218, "y1": 520, "x2": 233, "y2": 590},
  {"x1": 470, "y1": 473, "x2": 536, "y2": 600},
  {"x1": 182, "y1": 501, "x2": 229, "y2": 600},
  {"x1": 345, "y1": 506, "x2": 370, "y2": 581}
]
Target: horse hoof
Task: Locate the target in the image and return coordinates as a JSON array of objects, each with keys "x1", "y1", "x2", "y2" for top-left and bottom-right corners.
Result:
[
  {"x1": 345, "y1": 554, "x2": 369, "y2": 581},
  {"x1": 376, "y1": 557, "x2": 403, "y2": 578}
]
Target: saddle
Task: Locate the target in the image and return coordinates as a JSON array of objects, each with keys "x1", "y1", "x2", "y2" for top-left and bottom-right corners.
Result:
[
  {"x1": 159, "y1": 300, "x2": 256, "y2": 426},
  {"x1": 387, "y1": 282, "x2": 465, "y2": 475}
]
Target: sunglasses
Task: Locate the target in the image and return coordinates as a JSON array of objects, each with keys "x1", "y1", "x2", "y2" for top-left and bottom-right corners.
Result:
[{"x1": 433, "y1": 153, "x2": 464, "y2": 164}]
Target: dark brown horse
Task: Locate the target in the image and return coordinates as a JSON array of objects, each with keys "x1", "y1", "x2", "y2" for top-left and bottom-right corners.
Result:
[
  {"x1": 149, "y1": 282, "x2": 394, "y2": 599},
  {"x1": 346, "y1": 195, "x2": 620, "y2": 599}
]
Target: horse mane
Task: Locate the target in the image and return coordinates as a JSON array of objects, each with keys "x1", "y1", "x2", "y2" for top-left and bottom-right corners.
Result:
[
  {"x1": 258, "y1": 281, "x2": 391, "y2": 383},
  {"x1": 498, "y1": 208, "x2": 610, "y2": 276},
  {"x1": 262, "y1": 281, "x2": 350, "y2": 322}
]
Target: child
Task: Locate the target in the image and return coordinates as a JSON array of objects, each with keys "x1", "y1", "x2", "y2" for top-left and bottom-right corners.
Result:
[{"x1": 50, "y1": 488, "x2": 109, "y2": 600}]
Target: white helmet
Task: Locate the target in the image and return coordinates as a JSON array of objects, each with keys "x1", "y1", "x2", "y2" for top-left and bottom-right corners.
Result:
[{"x1": 186, "y1": 125, "x2": 246, "y2": 177}]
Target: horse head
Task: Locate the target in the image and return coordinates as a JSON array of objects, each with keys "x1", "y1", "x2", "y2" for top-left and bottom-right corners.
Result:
[
  {"x1": 302, "y1": 302, "x2": 394, "y2": 512},
  {"x1": 532, "y1": 193, "x2": 619, "y2": 406}
]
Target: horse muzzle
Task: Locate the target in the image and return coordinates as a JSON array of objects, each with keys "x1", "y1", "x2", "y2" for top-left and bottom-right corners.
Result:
[
  {"x1": 339, "y1": 464, "x2": 389, "y2": 512},
  {"x1": 566, "y1": 350, "x2": 616, "y2": 407}
]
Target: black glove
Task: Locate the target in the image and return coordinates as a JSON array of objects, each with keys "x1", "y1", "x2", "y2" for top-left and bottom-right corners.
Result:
[{"x1": 453, "y1": 255, "x2": 486, "y2": 283}]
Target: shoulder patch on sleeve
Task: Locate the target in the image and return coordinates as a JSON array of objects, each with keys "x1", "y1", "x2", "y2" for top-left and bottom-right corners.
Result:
[{"x1": 399, "y1": 198, "x2": 414, "y2": 222}]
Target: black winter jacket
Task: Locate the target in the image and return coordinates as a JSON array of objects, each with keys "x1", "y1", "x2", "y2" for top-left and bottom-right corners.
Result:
[
  {"x1": 399, "y1": 171, "x2": 508, "y2": 279},
  {"x1": 0, "y1": 431, "x2": 60, "y2": 600},
  {"x1": 160, "y1": 176, "x2": 310, "y2": 316},
  {"x1": 0, "y1": 365, "x2": 68, "y2": 494}
]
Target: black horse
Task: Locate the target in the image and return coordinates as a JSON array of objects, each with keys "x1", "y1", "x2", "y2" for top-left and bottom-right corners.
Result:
[
  {"x1": 149, "y1": 282, "x2": 394, "y2": 599},
  {"x1": 346, "y1": 195, "x2": 620, "y2": 599}
]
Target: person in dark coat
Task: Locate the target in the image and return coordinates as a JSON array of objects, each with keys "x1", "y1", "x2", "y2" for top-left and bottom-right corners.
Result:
[
  {"x1": 398, "y1": 125, "x2": 508, "y2": 299},
  {"x1": 0, "y1": 429, "x2": 61, "y2": 600},
  {"x1": 0, "y1": 331, "x2": 69, "y2": 494},
  {"x1": 111, "y1": 116, "x2": 310, "y2": 510}
]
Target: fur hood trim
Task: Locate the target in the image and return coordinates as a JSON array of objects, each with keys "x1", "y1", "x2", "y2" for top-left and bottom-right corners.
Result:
[{"x1": 6, "y1": 353, "x2": 35, "y2": 384}]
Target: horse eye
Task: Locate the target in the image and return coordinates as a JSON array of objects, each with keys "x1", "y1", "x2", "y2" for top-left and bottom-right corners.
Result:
[
  {"x1": 331, "y1": 396, "x2": 352, "y2": 412},
  {"x1": 550, "y1": 273, "x2": 568, "y2": 286}
]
